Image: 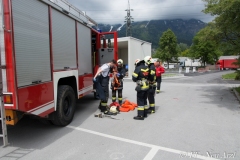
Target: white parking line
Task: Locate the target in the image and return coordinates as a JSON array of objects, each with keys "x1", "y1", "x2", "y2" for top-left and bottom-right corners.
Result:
[
  {"x1": 67, "y1": 126, "x2": 219, "y2": 160},
  {"x1": 143, "y1": 147, "x2": 159, "y2": 160}
]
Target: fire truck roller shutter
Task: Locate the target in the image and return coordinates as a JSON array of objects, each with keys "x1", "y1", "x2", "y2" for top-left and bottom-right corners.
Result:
[
  {"x1": 12, "y1": 0, "x2": 51, "y2": 87},
  {"x1": 52, "y1": 9, "x2": 77, "y2": 70},
  {"x1": 77, "y1": 22, "x2": 92, "y2": 75},
  {"x1": 50, "y1": 85, "x2": 76, "y2": 126}
]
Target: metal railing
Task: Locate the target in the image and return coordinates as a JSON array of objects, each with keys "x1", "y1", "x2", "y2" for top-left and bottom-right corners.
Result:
[{"x1": 49, "y1": 0, "x2": 97, "y2": 26}]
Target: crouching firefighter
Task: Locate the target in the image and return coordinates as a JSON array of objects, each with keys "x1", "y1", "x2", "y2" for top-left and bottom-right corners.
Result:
[
  {"x1": 111, "y1": 59, "x2": 126, "y2": 105},
  {"x1": 144, "y1": 56, "x2": 156, "y2": 114},
  {"x1": 132, "y1": 59, "x2": 150, "y2": 120},
  {"x1": 93, "y1": 59, "x2": 117, "y2": 114}
]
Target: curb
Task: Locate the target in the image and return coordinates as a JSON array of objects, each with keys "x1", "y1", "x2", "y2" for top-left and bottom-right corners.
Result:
[
  {"x1": 233, "y1": 89, "x2": 240, "y2": 102},
  {"x1": 162, "y1": 75, "x2": 185, "y2": 79},
  {"x1": 183, "y1": 70, "x2": 220, "y2": 76}
]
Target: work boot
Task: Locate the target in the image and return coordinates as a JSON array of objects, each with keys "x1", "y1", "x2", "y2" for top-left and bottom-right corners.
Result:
[
  {"x1": 150, "y1": 110, "x2": 155, "y2": 114},
  {"x1": 134, "y1": 109, "x2": 144, "y2": 120},
  {"x1": 119, "y1": 101, "x2": 122, "y2": 106},
  {"x1": 147, "y1": 109, "x2": 152, "y2": 114},
  {"x1": 133, "y1": 116, "x2": 144, "y2": 120},
  {"x1": 100, "y1": 106, "x2": 107, "y2": 113},
  {"x1": 148, "y1": 107, "x2": 155, "y2": 114},
  {"x1": 144, "y1": 109, "x2": 148, "y2": 117}
]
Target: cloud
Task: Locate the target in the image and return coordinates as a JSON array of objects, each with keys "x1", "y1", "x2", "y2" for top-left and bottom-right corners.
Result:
[{"x1": 67, "y1": 0, "x2": 214, "y2": 24}]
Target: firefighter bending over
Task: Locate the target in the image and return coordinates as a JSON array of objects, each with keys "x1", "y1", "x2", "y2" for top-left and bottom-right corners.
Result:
[
  {"x1": 111, "y1": 59, "x2": 126, "y2": 106},
  {"x1": 145, "y1": 56, "x2": 156, "y2": 114},
  {"x1": 93, "y1": 59, "x2": 117, "y2": 114},
  {"x1": 132, "y1": 58, "x2": 153, "y2": 120}
]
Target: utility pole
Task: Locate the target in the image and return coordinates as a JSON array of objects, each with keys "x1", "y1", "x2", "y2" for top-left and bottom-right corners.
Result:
[{"x1": 124, "y1": 0, "x2": 134, "y2": 37}]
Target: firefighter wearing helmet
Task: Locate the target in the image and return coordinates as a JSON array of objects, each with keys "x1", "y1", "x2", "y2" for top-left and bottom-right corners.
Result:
[
  {"x1": 111, "y1": 59, "x2": 126, "y2": 105},
  {"x1": 144, "y1": 56, "x2": 152, "y2": 65},
  {"x1": 132, "y1": 58, "x2": 153, "y2": 120},
  {"x1": 145, "y1": 57, "x2": 157, "y2": 114},
  {"x1": 134, "y1": 59, "x2": 141, "y2": 67}
]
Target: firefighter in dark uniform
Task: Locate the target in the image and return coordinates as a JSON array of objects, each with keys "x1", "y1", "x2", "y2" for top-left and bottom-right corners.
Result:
[
  {"x1": 93, "y1": 59, "x2": 117, "y2": 114},
  {"x1": 111, "y1": 59, "x2": 126, "y2": 105},
  {"x1": 132, "y1": 58, "x2": 153, "y2": 120},
  {"x1": 145, "y1": 56, "x2": 156, "y2": 114}
]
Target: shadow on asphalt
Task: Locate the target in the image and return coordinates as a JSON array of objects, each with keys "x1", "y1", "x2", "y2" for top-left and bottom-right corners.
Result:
[
  {"x1": 197, "y1": 86, "x2": 240, "y2": 111},
  {"x1": 1, "y1": 93, "x2": 99, "y2": 149}
]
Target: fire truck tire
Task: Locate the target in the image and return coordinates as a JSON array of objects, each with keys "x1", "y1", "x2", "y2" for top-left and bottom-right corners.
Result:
[{"x1": 51, "y1": 85, "x2": 76, "y2": 126}]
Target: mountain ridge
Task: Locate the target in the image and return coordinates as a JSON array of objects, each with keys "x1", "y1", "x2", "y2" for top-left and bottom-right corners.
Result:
[{"x1": 95, "y1": 19, "x2": 207, "y2": 49}]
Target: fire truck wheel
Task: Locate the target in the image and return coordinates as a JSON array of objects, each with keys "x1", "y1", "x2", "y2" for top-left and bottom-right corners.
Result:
[{"x1": 51, "y1": 85, "x2": 76, "y2": 126}]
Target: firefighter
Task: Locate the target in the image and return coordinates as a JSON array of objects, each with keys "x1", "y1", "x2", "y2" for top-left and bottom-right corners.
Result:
[
  {"x1": 93, "y1": 59, "x2": 117, "y2": 114},
  {"x1": 111, "y1": 59, "x2": 126, "y2": 105},
  {"x1": 134, "y1": 59, "x2": 140, "y2": 67},
  {"x1": 132, "y1": 58, "x2": 153, "y2": 120},
  {"x1": 145, "y1": 56, "x2": 157, "y2": 114}
]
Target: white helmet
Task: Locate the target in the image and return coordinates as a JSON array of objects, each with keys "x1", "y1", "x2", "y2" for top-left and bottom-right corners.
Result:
[
  {"x1": 109, "y1": 106, "x2": 118, "y2": 113},
  {"x1": 144, "y1": 56, "x2": 152, "y2": 65},
  {"x1": 134, "y1": 59, "x2": 140, "y2": 65},
  {"x1": 117, "y1": 59, "x2": 123, "y2": 64},
  {"x1": 150, "y1": 58, "x2": 155, "y2": 63}
]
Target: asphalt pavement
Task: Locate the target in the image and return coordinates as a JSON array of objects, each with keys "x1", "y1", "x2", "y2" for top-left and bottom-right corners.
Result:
[{"x1": 1, "y1": 71, "x2": 240, "y2": 160}]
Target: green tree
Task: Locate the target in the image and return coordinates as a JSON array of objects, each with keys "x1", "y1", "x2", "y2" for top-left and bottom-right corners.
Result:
[
  {"x1": 180, "y1": 49, "x2": 191, "y2": 57},
  {"x1": 177, "y1": 43, "x2": 190, "y2": 57},
  {"x1": 202, "y1": 0, "x2": 240, "y2": 54},
  {"x1": 190, "y1": 24, "x2": 222, "y2": 66},
  {"x1": 157, "y1": 29, "x2": 178, "y2": 68},
  {"x1": 178, "y1": 43, "x2": 189, "y2": 52},
  {"x1": 219, "y1": 42, "x2": 237, "y2": 55}
]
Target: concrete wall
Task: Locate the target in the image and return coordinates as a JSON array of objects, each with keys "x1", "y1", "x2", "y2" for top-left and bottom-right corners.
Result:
[
  {"x1": 118, "y1": 48, "x2": 128, "y2": 66},
  {"x1": 116, "y1": 37, "x2": 151, "y2": 78}
]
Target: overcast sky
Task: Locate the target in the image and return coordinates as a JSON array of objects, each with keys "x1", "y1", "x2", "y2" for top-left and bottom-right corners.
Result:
[{"x1": 67, "y1": 0, "x2": 214, "y2": 24}]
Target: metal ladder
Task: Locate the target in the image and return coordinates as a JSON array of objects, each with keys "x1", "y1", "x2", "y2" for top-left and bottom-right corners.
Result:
[
  {"x1": 0, "y1": 64, "x2": 8, "y2": 147},
  {"x1": 0, "y1": 0, "x2": 8, "y2": 147}
]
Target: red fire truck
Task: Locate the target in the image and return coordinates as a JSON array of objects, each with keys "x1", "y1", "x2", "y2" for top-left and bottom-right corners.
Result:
[
  {"x1": 216, "y1": 58, "x2": 238, "y2": 70},
  {"x1": 0, "y1": 0, "x2": 118, "y2": 126}
]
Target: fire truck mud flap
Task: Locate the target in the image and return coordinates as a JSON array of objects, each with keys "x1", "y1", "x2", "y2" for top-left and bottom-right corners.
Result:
[{"x1": 51, "y1": 85, "x2": 76, "y2": 126}]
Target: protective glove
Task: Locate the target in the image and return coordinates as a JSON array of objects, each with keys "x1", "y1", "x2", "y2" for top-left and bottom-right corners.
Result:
[{"x1": 93, "y1": 78, "x2": 97, "y2": 82}]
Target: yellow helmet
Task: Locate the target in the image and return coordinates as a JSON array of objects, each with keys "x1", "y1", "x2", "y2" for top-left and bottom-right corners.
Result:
[
  {"x1": 144, "y1": 56, "x2": 152, "y2": 65},
  {"x1": 117, "y1": 59, "x2": 123, "y2": 64}
]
